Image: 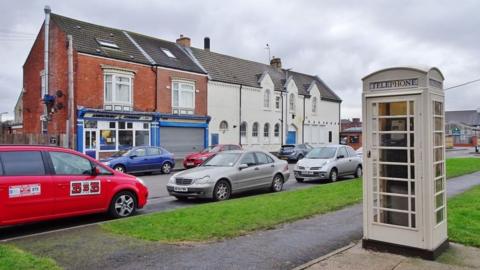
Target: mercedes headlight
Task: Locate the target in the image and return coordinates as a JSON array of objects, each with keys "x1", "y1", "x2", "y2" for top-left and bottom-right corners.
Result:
[
  {"x1": 168, "y1": 176, "x2": 176, "y2": 184},
  {"x1": 194, "y1": 176, "x2": 211, "y2": 184}
]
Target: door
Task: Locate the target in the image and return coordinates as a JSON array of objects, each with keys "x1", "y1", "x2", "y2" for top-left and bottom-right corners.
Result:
[
  {"x1": 48, "y1": 151, "x2": 108, "y2": 215},
  {"x1": 254, "y1": 152, "x2": 276, "y2": 186},
  {"x1": 160, "y1": 127, "x2": 204, "y2": 158},
  {"x1": 335, "y1": 147, "x2": 350, "y2": 175},
  {"x1": 232, "y1": 152, "x2": 260, "y2": 190},
  {"x1": 211, "y1": 133, "x2": 219, "y2": 146},
  {"x1": 145, "y1": 147, "x2": 163, "y2": 171},
  {"x1": 0, "y1": 151, "x2": 54, "y2": 224},
  {"x1": 287, "y1": 131, "x2": 296, "y2": 144},
  {"x1": 365, "y1": 96, "x2": 422, "y2": 246},
  {"x1": 127, "y1": 147, "x2": 148, "y2": 172}
]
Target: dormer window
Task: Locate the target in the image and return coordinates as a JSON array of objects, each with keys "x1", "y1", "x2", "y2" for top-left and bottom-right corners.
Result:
[
  {"x1": 161, "y1": 48, "x2": 176, "y2": 58},
  {"x1": 96, "y1": 38, "x2": 119, "y2": 49}
]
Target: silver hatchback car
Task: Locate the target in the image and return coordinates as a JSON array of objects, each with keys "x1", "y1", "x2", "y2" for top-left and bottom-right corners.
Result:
[
  {"x1": 294, "y1": 145, "x2": 362, "y2": 182},
  {"x1": 167, "y1": 150, "x2": 290, "y2": 201}
]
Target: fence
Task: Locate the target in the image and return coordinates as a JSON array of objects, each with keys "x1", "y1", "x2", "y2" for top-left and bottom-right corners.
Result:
[{"x1": 0, "y1": 133, "x2": 70, "y2": 148}]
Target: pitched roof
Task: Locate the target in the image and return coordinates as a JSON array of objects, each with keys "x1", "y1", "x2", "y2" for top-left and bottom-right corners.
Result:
[
  {"x1": 190, "y1": 47, "x2": 341, "y2": 102},
  {"x1": 50, "y1": 14, "x2": 205, "y2": 73},
  {"x1": 446, "y1": 110, "x2": 480, "y2": 126}
]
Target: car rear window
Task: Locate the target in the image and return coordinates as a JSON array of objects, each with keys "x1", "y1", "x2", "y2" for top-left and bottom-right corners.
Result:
[
  {"x1": 1, "y1": 151, "x2": 46, "y2": 176},
  {"x1": 255, "y1": 152, "x2": 272, "y2": 164}
]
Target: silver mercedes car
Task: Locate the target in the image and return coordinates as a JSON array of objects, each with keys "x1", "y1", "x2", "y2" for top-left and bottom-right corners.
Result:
[
  {"x1": 294, "y1": 145, "x2": 362, "y2": 183},
  {"x1": 166, "y1": 150, "x2": 290, "y2": 201}
]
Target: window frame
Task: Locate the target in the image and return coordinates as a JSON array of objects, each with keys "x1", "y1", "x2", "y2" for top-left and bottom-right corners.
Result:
[
  {"x1": 289, "y1": 93, "x2": 296, "y2": 112},
  {"x1": 240, "y1": 122, "x2": 248, "y2": 137},
  {"x1": 104, "y1": 71, "x2": 134, "y2": 108},
  {"x1": 252, "y1": 122, "x2": 259, "y2": 137},
  {"x1": 312, "y1": 97, "x2": 317, "y2": 113},
  {"x1": 264, "y1": 123, "x2": 270, "y2": 137},
  {"x1": 0, "y1": 151, "x2": 48, "y2": 176},
  {"x1": 49, "y1": 151, "x2": 95, "y2": 176},
  {"x1": 274, "y1": 123, "x2": 280, "y2": 137},
  {"x1": 275, "y1": 95, "x2": 281, "y2": 110},
  {"x1": 172, "y1": 80, "x2": 196, "y2": 112},
  {"x1": 219, "y1": 120, "x2": 228, "y2": 131},
  {"x1": 264, "y1": 89, "x2": 271, "y2": 109}
]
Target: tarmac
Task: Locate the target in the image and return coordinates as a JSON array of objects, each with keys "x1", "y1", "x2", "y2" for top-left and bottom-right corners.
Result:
[{"x1": 299, "y1": 241, "x2": 480, "y2": 270}]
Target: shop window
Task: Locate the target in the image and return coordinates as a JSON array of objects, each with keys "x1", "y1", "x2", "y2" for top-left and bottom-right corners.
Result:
[
  {"x1": 100, "y1": 130, "x2": 116, "y2": 151},
  {"x1": 118, "y1": 130, "x2": 133, "y2": 150},
  {"x1": 135, "y1": 130, "x2": 149, "y2": 146}
]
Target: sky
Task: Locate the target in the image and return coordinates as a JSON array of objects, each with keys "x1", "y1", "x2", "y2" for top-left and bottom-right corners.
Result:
[{"x1": 1, "y1": 0, "x2": 479, "y2": 121}]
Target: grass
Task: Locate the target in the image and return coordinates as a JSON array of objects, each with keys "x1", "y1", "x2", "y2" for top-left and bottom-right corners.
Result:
[
  {"x1": 448, "y1": 185, "x2": 480, "y2": 248},
  {"x1": 103, "y1": 179, "x2": 363, "y2": 242},
  {"x1": 446, "y1": 157, "x2": 480, "y2": 179},
  {"x1": 0, "y1": 245, "x2": 61, "y2": 270}
]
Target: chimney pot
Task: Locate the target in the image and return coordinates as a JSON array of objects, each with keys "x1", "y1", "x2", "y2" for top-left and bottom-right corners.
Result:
[
  {"x1": 44, "y1": 5, "x2": 51, "y2": 14},
  {"x1": 204, "y1": 37, "x2": 210, "y2": 51},
  {"x1": 270, "y1": 57, "x2": 282, "y2": 69},
  {"x1": 176, "y1": 34, "x2": 191, "y2": 47}
]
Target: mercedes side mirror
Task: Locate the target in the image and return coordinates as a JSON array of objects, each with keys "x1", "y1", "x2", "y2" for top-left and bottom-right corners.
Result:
[{"x1": 238, "y1": 163, "x2": 248, "y2": 170}]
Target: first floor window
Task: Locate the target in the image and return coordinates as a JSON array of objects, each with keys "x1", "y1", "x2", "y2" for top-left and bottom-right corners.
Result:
[
  {"x1": 240, "y1": 122, "x2": 247, "y2": 137},
  {"x1": 274, "y1": 123, "x2": 280, "y2": 137},
  {"x1": 104, "y1": 72, "x2": 133, "y2": 108},
  {"x1": 289, "y1": 93, "x2": 296, "y2": 112},
  {"x1": 264, "y1": 89, "x2": 271, "y2": 108},
  {"x1": 252, "y1": 122, "x2": 259, "y2": 137},
  {"x1": 312, "y1": 97, "x2": 317, "y2": 113},
  {"x1": 275, "y1": 96, "x2": 281, "y2": 110},
  {"x1": 173, "y1": 81, "x2": 195, "y2": 111},
  {"x1": 264, "y1": 123, "x2": 270, "y2": 137}
]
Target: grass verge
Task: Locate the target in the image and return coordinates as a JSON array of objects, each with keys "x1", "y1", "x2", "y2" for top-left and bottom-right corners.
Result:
[
  {"x1": 0, "y1": 245, "x2": 61, "y2": 270},
  {"x1": 446, "y1": 157, "x2": 480, "y2": 179},
  {"x1": 103, "y1": 179, "x2": 363, "y2": 242},
  {"x1": 448, "y1": 185, "x2": 480, "y2": 248}
]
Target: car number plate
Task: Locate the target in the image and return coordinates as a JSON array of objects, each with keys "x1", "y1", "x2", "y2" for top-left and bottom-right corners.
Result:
[
  {"x1": 186, "y1": 162, "x2": 194, "y2": 166},
  {"x1": 303, "y1": 171, "x2": 314, "y2": 175},
  {"x1": 174, "y1": 186, "x2": 188, "y2": 192}
]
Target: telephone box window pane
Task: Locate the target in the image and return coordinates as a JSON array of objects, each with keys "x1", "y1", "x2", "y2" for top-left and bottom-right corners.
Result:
[
  {"x1": 434, "y1": 133, "x2": 443, "y2": 146},
  {"x1": 435, "y1": 117, "x2": 443, "y2": 131},
  {"x1": 410, "y1": 134, "x2": 414, "y2": 147},
  {"x1": 410, "y1": 182, "x2": 415, "y2": 195},
  {"x1": 380, "y1": 134, "x2": 407, "y2": 147},
  {"x1": 409, "y1": 118, "x2": 414, "y2": 131},
  {"x1": 436, "y1": 209, "x2": 444, "y2": 224},
  {"x1": 434, "y1": 101, "x2": 443, "y2": 115},
  {"x1": 435, "y1": 163, "x2": 444, "y2": 177},
  {"x1": 410, "y1": 150, "x2": 414, "y2": 163},
  {"x1": 379, "y1": 118, "x2": 407, "y2": 131},
  {"x1": 436, "y1": 193, "x2": 444, "y2": 208},
  {"x1": 434, "y1": 148, "x2": 443, "y2": 162},
  {"x1": 379, "y1": 179, "x2": 408, "y2": 194},
  {"x1": 435, "y1": 178, "x2": 444, "y2": 193},
  {"x1": 379, "y1": 210, "x2": 409, "y2": 227},
  {"x1": 380, "y1": 195, "x2": 408, "y2": 211},
  {"x1": 411, "y1": 198, "x2": 415, "y2": 211},
  {"x1": 380, "y1": 164, "x2": 408, "y2": 179},
  {"x1": 411, "y1": 214, "x2": 416, "y2": 228},
  {"x1": 410, "y1": 166, "x2": 415, "y2": 179},
  {"x1": 379, "y1": 149, "x2": 407, "y2": 163},
  {"x1": 409, "y1": 101, "x2": 414, "y2": 115},
  {"x1": 379, "y1": 102, "x2": 407, "y2": 116}
]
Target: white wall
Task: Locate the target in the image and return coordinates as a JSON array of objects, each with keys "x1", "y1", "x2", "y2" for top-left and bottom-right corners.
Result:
[{"x1": 207, "y1": 75, "x2": 340, "y2": 152}]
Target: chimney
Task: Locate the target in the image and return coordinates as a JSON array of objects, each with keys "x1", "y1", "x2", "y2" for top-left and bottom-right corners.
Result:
[
  {"x1": 270, "y1": 56, "x2": 282, "y2": 69},
  {"x1": 176, "y1": 34, "x2": 191, "y2": 47},
  {"x1": 204, "y1": 37, "x2": 210, "y2": 51}
]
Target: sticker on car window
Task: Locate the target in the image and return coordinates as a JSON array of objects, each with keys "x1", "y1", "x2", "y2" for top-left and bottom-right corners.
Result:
[
  {"x1": 9, "y1": 184, "x2": 41, "y2": 198},
  {"x1": 70, "y1": 180, "x2": 101, "y2": 196}
]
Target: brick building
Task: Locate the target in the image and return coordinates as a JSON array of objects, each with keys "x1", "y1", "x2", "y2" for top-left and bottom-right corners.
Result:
[{"x1": 22, "y1": 8, "x2": 209, "y2": 158}]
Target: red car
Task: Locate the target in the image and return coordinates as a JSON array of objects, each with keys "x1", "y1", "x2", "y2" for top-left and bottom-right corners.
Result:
[
  {"x1": 0, "y1": 145, "x2": 148, "y2": 226},
  {"x1": 183, "y1": 144, "x2": 242, "y2": 168}
]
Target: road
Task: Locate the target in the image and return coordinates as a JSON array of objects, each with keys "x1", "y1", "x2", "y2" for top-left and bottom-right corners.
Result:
[{"x1": 1, "y1": 163, "x2": 352, "y2": 241}]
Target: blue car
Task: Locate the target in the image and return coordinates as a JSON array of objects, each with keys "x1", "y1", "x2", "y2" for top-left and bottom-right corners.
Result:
[{"x1": 101, "y1": 146, "x2": 175, "y2": 174}]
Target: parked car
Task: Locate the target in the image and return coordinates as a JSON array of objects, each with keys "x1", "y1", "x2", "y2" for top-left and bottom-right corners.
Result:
[
  {"x1": 355, "y1": 147, "x2": 363, "y2": 157},
  {"x1": 167, "y1": 150, "x2": 290, "y2": 201},
  {"x1": 183, "y1": 144, "x2": 242, "y2": 169},
  {"x1": 294, "y1": 145, "x2": 362, "y2": 183},
  {"x1": 101, "y1": 146, "x2": 175, "y2": 174},
  {"x1": 0, "y1": 145, "x2": 149, "y2": 226},
  {"x1": 277, "y1": 144, "x2": 313, "y2": 161}
]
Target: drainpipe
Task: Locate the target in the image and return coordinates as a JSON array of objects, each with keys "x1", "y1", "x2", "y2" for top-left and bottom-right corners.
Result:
[
  {"x1": 43, "y1": 5, "x2": 51, "y2": 134},
  {"x1": 239, "y1": 84, "x2": 243, "y2": 146},
  {"x1": 303, "y1": 96, "x2": 306, "y2": 143},
  {"x1": 66, "y1": 35, "x2": 74, "y2": 148},
  {"x1": 280, "y1": 91, "x2": 284, "y2": 145},
  {"x1": 150, "y1": 65, "x2": 159, "y2": 111}
]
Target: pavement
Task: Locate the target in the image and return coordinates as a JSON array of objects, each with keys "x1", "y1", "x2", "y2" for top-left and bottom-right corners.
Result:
[
  {"x1": 300, "y1": 242, "x2": 480, "y2": 270},
  {"x1": 5, "y1": 171, "x2": 480, "y2": 269}
]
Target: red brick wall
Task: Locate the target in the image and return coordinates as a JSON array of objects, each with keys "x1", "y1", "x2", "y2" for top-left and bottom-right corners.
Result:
[
  {"x1": 22, "y1": 21, "x2": 69, "y2": 135},
  {"x1": 156, "y1": 68, "x2": 208, "y2": 115}
]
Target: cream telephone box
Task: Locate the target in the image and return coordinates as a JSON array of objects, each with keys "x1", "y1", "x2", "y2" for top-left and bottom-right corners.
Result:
[{"x1": 361, "y1": 67, "x2": 448, "y2": 259}]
